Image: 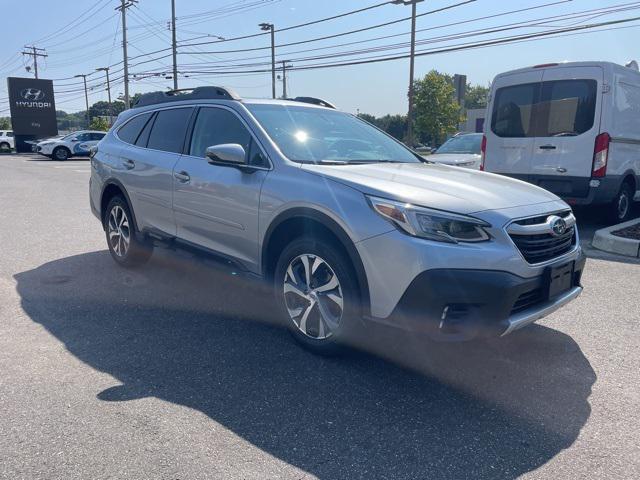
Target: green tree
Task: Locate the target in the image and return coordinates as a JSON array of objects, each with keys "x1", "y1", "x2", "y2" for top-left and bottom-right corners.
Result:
[
  {"x1": 89, "y1": 116, "x2": 110, "y2": 131},
  {"x1": 413, "y1": 70, "x2": 462, "y2": 146},
  {"x1": 357, "y1": 113, "x2": 407, "y2": 141},
  {"x1": 465, "y1": 84, "x2": 489, "y2": 110},
  {"x1": 0, "y1": 117, "x2": 11, "y2": 129},
  {"x1": 88, "y1": 100, "x2": 126, "y2": 119}
]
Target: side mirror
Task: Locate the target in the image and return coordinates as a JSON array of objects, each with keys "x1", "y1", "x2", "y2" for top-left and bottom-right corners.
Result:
[{"x1": 206, "y1": 143, "x2": 247, "y2": 168}]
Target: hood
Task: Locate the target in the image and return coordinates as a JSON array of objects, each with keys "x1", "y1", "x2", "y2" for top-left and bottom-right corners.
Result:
[
  {"x1": 429, "y1": 153, "x2": 480, "y2": 166},
  {"x1": 301, "y1": 162, "x2": 560, "y2": 214}
]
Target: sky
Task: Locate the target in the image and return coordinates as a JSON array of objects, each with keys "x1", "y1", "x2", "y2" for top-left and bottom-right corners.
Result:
[{"x1": 1, "y1": 0, "x2": 639, "y2": 116}]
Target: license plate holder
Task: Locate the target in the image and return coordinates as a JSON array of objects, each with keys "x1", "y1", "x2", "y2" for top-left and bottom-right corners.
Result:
[{"x1": 545, "y1": 261, "x2": 575, "y2": 300}]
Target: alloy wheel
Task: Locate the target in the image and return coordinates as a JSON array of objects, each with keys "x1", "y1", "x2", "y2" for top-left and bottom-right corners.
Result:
[
  {"x1": 283, "y1": 254, "x2": 344, "y2": 340},
  {"x1": 107, "y1": 205, "x2": 131, "y2": 258}
]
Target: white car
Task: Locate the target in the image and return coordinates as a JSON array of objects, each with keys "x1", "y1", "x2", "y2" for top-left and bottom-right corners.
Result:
[
  {"x1": 36, "y1": 130, "x2": 106, "y2": 161},
  {"x1": 429, "y1": 133, "x2": 482, "y2": 169},
  {"x1": 0, "y1": 130, "x2": 14, "y2": 150}
]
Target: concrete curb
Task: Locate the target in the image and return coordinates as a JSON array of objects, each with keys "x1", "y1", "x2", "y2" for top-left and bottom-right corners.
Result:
[{"x1": 592, "y1": 218, "x2": 640, "y2": 258}]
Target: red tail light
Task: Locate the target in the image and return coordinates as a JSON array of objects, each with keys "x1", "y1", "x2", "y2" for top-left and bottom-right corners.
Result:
[
  {"x1": 480, "y1": 135, "x2": 487, "y2": 171},
  {"x1": 592, "y1": 132, "x2": 610, "y2": 178}
]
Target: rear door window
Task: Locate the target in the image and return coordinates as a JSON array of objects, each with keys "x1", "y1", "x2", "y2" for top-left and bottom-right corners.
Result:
[
  {"x1": 117, "y1": 112, "x2": 152, "y2": 144},
  {"x1": 147, "y1": 108, "x2": 192, "y2": 153},
  {"x1": 537, "y1": 79, "x2": 597, "y2": 137},
  {"x1": 491, "y1": 83, "x2": 539, "y2": 138}
]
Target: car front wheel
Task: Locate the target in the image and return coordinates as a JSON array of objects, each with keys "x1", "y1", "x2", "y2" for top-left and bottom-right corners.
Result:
[
  {"x1": 274, "y1": 236, "x2": 360, "y2": 354},
  {"x1": 53, "y1": 147, "x2": 70, "y2": 161}
]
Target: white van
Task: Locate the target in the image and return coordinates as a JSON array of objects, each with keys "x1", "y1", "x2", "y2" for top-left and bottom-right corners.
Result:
[{"x1": 482, "y1": 61, "x2": 640, "y2": 222}]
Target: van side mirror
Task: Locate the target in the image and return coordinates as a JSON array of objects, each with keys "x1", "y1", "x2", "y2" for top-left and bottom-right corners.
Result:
[{"x1": 206, "y1": 144, "x2": 248, "y2": 168}]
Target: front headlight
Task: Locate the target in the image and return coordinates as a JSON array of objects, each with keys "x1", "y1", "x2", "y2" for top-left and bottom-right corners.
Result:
[{"x1": 367, "y1": 196, "x2": 490, "y2": 243}]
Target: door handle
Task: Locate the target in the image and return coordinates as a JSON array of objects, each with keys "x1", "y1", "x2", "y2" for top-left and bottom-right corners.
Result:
[
  {"x1": 539, "y1": 145, "x2": 557, "y2": 150},
  {"x1": 123, "y1": 159, "x2": 135, "y2": 169},
  {"x1": 556, "y1": 167, "x2": 567, "y2": 173},
  {"x1": 174, "y1": 171, "x2": 190, "y2": 183}
]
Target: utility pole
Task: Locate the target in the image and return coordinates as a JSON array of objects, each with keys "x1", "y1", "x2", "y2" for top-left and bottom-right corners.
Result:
[
  {"x1": 259, "y1": 23, "x2": 276, "y2": 99},
  {"x1": 170, "y1": 0, "x2": 178, "y2": 90},
  {"x1": 22, "y1": 46, "x2": 47, "y2": 79},
  {"x1": 392, "y1": 0, "x2": 424, "y2": 147},
  {"x1": 74, "y1": 74, "x2": 90, "y2": 128},
  {"x1": 280, "y1": 60, "x2": 292, "y2": 98},
  {"x1": 117, "y1": 0, "x2": 137, "y2": 109},
  {"x1": 96, "y1": 67, "x2": 112, "y2": 122}
]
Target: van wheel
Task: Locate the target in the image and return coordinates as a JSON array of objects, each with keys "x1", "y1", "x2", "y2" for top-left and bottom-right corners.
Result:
[
  {"x1": 53, "y1": 147, "x2": 71, "y2": 161},
  {"x1": 104, "y1": 196, "x2": 153, "y2": 268},
  {"x1": 274, "y1": 236, "x2": 360, "y2": 355},
  {"x1": 609, "y1": 182, "x2": 633, "y2": 224},
  {"x1": 0, "y1": 142, "x2": 10, "y2": 150}
]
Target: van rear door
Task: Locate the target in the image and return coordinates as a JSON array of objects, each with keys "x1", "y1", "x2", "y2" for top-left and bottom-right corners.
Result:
[
  {"x1": 529, "y1": 66, "x2": 603, "y2": 198},
  {"x1": 485, "y1": 70, "x2": 543, "y2": 180}
]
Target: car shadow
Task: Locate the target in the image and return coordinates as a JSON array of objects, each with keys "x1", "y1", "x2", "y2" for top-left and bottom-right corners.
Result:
[{"x1": 14, "y1": 249, "x2": 595, "y2": 479}]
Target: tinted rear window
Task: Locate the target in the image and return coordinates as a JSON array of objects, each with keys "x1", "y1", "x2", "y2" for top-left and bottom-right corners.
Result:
[
  {"x1": 117, "y1": 113, "x2": 152, "y2": 144},
  {"x1": 147, "y1": 108, "x2": 192, "y2": 153},
  {"x1": 491, "y1": 83, "x2": 537, "y2": 137},
  {"x1": 491, "y1": 79, "x2": 597, "y2": 138},
  {"x1": 538, "y1": 79, "x2": 597, "y2": 137}
]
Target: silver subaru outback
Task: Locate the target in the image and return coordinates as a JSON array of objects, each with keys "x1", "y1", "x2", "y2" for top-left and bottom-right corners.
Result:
[{"x1": 90, "y1": 87, "x2": 585, "y2": 353}]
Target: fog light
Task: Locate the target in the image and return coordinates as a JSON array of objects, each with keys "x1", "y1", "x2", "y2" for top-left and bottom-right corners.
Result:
[{"x1": 589, "y1": 179, "x2": 601, "y2": 187}]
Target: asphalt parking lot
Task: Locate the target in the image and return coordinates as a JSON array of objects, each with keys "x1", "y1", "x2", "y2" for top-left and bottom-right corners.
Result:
[{"x1": 1, "y1": 154, "x2": 639, "y2": 479}]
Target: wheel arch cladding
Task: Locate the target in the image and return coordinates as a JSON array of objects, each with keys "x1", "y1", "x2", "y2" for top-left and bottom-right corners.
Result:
[
  {"x1": 262, "y1": 208, "x2": 371, "y2": 315},
  {"x1": 100, "y1": 180, "x2": 139, "y2": 232}
]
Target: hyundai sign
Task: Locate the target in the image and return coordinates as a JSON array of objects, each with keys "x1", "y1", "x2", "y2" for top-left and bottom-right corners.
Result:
[{"x1": 7, "y1": 77, "x2": 58, "y2": 141}]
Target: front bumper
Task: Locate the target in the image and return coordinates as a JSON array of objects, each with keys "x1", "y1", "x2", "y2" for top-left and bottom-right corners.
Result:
[{"x1": 375, "y1": 253, "x2": 586, "y2": 341}]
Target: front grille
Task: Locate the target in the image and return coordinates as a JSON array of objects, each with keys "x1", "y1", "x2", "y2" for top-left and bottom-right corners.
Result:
[
  {"x1": 508, "y1": 210, "x2": 576, "y2": 264},
  {"x1": 511, "y1": 288, "x2": 544, "y2": 314},
  {"x1": 510, "y1": 227, "x2": 575, "y2": 263}
]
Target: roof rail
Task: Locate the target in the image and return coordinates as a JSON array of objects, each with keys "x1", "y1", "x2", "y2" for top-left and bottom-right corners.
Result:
[
  {"x1": 132, "y1": 86, "x2": 242, "y2": 108},
  {"x1": 290, "y1": 96, "x2": 336, "y2": 109}
]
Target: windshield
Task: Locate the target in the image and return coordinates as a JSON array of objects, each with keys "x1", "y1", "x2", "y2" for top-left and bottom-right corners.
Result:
[
  {"x1": 436, "y1": 134, "x2": 482, "y2": 154},
  {"x1": 61, "y1": 132, "x2": 79, "y2": 140},
  {"x1": 247, "y1": 104, "x2": 420, "y2": 164}
]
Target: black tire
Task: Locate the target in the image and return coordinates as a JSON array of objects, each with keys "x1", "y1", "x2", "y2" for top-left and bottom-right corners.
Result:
[
  {"x1": 608, "y1": 181, "x2": 634, "y2": 224},
  {"x1": 52, "y1": 147, "x2": 71, "y2": 161},
  {"x1": 0, "y1": 142, "x2": 10, "y2": 150},
  {"x1": 104, "y1": 195, "x2": 152, "y2": 268},
  {"x1": 274, "y1": 236, "x2": 360, "y2": 355}
]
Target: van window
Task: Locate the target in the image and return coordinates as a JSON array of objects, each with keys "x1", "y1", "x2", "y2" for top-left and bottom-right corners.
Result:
[
  {"x1": 491, "y1": 83, "x2": 538, "y2": 138},
  {"x1": 147, "y1": 108, "x2": 192, "y2": 153},
  {"x1": 117, "y1": 113, "x2": 152, "y2": 144},
  {"x1": 538, "y1": 79, "x2": 597, "y2": 136},
  {"x1": 492, "y1": 79, "x2": 597, "y2": 138}
]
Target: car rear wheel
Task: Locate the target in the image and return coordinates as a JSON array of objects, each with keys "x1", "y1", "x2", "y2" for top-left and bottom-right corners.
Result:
[
  {"x1": 609, "y1": 182, "x2": 633, "y2": 224},
  {"x1": 104, "y1": 196, "x2": 152, "y2": 268},
  {"x1": 274, "y1": 236, "x2": 360, "y2": 355},
  {"x1": 53, "y1": 147, "x2": 70, "y2": 161},
  {"x1": 0, "y1": 142, "x2": 10, "y2": 150}
]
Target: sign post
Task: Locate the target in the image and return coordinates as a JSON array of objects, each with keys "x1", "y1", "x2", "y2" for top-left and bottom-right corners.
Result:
[{"x1": 7, "y1": 77, "x2": 58, "y2": 152}]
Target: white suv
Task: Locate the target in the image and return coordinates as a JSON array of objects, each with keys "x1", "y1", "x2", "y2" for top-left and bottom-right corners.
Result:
[
  {"x1": 36, "y1": 130, "x2": 106, "y2": 160},
  {"x1": 0, "y1": 130, "x2": 14, "y2": 150}
]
